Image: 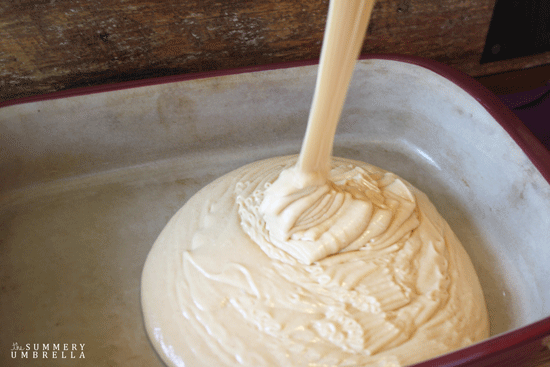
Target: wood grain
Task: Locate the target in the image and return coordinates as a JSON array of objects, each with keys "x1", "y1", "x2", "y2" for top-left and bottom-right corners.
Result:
[{"x1": 1, "y1": 0, "x2": 550, "y2": 102}]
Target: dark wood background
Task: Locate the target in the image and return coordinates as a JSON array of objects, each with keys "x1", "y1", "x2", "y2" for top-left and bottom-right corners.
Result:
[{"x1": 2, "y1": 0, "x2": 550, "y2": 103}]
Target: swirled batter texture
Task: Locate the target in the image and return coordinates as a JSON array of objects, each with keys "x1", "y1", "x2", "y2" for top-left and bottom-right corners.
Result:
[{"x1": 141, "y1": 155, "x2": 489, "y2": 367}]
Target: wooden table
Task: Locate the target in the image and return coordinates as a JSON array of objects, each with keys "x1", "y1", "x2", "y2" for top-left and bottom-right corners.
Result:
[{"x1": 2, "y1": 0, "x2": 550, "y2": 102}]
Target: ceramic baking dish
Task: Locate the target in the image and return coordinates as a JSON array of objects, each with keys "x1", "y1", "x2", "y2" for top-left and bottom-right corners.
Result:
[{"x1": 1, "y1": 55, "x2": 549, "y2": 366}]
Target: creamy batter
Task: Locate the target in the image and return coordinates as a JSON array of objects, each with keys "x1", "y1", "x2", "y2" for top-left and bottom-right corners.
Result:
[
  {"x1": 141, "y1": 0, "x2": 489, "y2": 366},
  {"x1": 142, "y1": 156, "x2": 489, "y2": 367}
]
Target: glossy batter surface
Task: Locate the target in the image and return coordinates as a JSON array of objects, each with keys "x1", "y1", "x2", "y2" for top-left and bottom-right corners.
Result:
[{"x1": 141, "y1": 155, "x2": 489, "y2": 367}]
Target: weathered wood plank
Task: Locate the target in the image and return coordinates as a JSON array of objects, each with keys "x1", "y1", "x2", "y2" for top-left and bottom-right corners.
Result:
[{"x1": 1, "y1": 0, "x2": 549, "y2": 102}]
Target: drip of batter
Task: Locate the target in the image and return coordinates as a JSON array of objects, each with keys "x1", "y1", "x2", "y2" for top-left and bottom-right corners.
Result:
[
  {"x1": 141, "y1": 1, "x2": 489, "y2": 366},
  {"x1": 260, "y1": 0, "x2": 378, "y2": 265}
]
